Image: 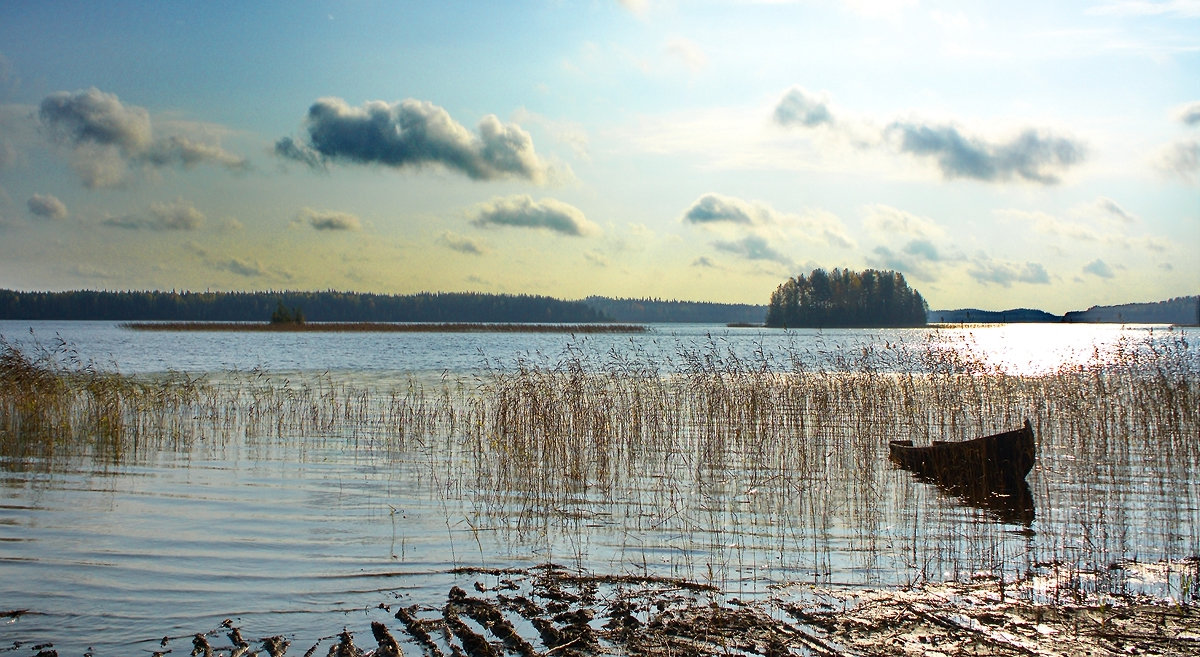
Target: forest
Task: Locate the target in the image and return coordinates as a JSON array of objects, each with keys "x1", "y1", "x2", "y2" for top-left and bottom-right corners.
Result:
[
  {"x1": 583, "y1": 296, "x2": 766, "y2": 324},
  {"x1": 765, "y1": 268, "x2": 928, "y2": 328},
  {"x1": 1064, "y1": 296, "x2": 1199, "y2": 325},
  {"x1": 0, "y1": 289, "x2": 612, "y2": 324}
]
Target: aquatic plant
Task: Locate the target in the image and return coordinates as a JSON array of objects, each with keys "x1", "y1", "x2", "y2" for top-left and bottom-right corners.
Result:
[{"x1": 1, "y1": 329, "x2": 1196, "y2": 602}]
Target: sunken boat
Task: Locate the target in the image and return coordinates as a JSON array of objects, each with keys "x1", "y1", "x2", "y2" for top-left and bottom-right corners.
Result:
[{"x1": 890, "y1": 420, "x2": 1037, "y2": 523}]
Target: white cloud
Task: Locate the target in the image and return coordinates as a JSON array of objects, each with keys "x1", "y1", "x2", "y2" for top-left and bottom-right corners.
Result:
[
  {"x1": 439, "y1": 231, "x2": 489, "y2": 255},
  {"x1": 1083, "y1": 258, "x2": 1115, "y2": 279},
  {"x1": 39, "y1": 87, "x2": 246, "y2": 188},
  {"x1": 277, "y1": 97, "x2": 550, "y2": 183},
  {"x1": 469, "y1": 195, "x2": 600, "y2": 237},
  {"x1": 27, "y1": 193, "x2": 68, "y2": 220},
  {"x1": 1157, "y1": 138, "x2": 1199, "y2": 183},
  {"x1": 1086, "y1": 0, "x2": 1200, "y2": 17},
  {"x1": 665, "y1": 38, "x2": 708, "y2": 73},
  {"x1": 863, "y1": 204, "x2": 947, "y2": 239},
  {"x1": 968, "y1": 258, "x2": 1051, "y2": 287},
  {"x1": 298, "y1": 207, "x2": 362, "y2": 231},
  {"x1": 681, "y1": 193, "x2": 855, "y2": 249},
  {"x1": 103, "y1": 198, "x2": 205, "y2": 231},
  {"x1": 1175, "y1": 101, "x2": 1200, "y2": 126}
]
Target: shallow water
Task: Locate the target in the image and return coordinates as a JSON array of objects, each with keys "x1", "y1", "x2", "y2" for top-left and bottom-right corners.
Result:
[{"x1": 1, "y1": 321, "x2": 1196, "y2": 655}]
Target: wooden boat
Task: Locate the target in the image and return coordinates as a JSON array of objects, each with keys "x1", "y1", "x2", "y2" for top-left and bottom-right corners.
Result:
[
  {"x1": 889, "y1": 420, "x2": 1035, "y2": 485},
  {"x1": 890, "y1": 420, "x2": 1036, "y2": 523}
]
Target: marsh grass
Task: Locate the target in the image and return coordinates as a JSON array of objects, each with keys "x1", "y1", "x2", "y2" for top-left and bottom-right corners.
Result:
[{"x1": 1, "y1": 330, "x2": 1197, "y2": 602}]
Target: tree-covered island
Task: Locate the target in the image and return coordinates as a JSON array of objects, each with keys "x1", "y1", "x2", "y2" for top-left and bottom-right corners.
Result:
[{"x1": 765, "y1": 268, "x2": 928, "y2": 328}]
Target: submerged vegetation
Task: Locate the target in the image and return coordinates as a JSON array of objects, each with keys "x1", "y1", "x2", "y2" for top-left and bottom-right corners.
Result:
[{"x1": 2, "y1": 329, "x2": 1199, "y2": 653}]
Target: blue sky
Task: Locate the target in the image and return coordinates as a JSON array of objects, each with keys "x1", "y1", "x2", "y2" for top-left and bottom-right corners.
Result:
[{"x1": 0, "y1": 0, "x2": 1196, "y2": 313}]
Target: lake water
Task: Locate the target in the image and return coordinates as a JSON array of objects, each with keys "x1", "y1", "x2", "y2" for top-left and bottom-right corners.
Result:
[{"x1": 1, "y1": 321, "x2": 1197, "y2": 655}]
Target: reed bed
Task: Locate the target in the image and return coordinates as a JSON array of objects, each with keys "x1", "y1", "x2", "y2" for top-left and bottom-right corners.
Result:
[{"x1": 2, "y1": 330, "x2": 1197, "y2": 602}]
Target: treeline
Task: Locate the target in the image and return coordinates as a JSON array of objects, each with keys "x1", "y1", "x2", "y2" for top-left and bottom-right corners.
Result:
[
  {"x1": 1064, "y1": 296, "x2": 1199, "y2": 325},
  {"x1": 928, "y1": 308, "x2": 1061, "y2": 324},
  {"x1": 0, "y1": 289, "x2": 612, "y2": 323},
  {"x1": 765, "y1": 268, "x2": 928, "y2": 328},
  {"x1": 584, "y1": 296, "x2": 767, "y2": 324}
]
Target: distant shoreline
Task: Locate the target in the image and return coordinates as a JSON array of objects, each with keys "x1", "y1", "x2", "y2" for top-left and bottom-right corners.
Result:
[{"x1": 121, "y1": 321, "x2": 648, "y2": 334}]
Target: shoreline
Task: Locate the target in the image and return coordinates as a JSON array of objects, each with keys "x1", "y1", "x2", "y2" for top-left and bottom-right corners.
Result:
[{"x1": 121, "y1": 321, "x2": 648, "y2": 333}]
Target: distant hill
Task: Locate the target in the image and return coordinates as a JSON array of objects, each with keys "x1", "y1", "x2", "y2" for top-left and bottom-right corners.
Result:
[
  {"x1": 583, "y1": 296, "x2": 767, "y2": 324},
  {"x1": 928, "y1": 308, "x2": 1062, "y2": 324},
  {"x1": 1063, "y1": 296, "x2": 1199, "y2": 325},
  {"x1": 930, "y1": 295, "x2": 1199, "y2": 325}
]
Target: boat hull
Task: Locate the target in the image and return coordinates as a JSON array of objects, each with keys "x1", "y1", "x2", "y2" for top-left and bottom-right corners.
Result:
[{"x1": 889, "y1": 420, "x2": 1036, "y2": 522}]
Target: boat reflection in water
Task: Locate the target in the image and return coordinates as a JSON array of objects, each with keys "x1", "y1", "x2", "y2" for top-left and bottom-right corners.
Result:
[{"x1": 890, "y1": 420, "x2": 1036, "y2": 525}]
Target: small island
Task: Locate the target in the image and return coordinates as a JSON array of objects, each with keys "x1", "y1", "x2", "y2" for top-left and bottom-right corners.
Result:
[{"x1": 765, "y1": 268, "x2": 928, "y2": 329}]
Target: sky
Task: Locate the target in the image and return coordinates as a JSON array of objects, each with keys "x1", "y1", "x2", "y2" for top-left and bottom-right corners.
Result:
[{"x1": 0, "y1": 1, "x2": 1197, "y2": 314}]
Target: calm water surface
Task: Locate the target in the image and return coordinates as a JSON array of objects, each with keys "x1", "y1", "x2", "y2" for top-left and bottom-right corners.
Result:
[{"x1": 1, "y1": 321, "x2": 1196, "y2": 655}]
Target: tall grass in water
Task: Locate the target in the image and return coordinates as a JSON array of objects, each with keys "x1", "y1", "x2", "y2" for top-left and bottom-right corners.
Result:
[
  {"x1": 0, "y1": 336, "x2": 209, "y2": 468},
  {"x1": 458, "y1": 331, "x2": 1198, "y2": 595},
  {"x1": 2, "y1": 330, "x2": 1196, "y2": 600}
]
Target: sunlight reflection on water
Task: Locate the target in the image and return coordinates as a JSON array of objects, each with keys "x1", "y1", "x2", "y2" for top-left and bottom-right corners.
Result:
[{"x1": 932, "y1": 323, "x2": 1175, "y2": 375}]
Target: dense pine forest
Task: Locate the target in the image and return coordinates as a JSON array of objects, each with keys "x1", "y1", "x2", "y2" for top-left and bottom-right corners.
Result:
[
  {"x1": 0, "y1": 290, "x2": 612, "y2": 323},
  {"x1": 765, "y1": 268, "x2": 928, "y2": 328}
]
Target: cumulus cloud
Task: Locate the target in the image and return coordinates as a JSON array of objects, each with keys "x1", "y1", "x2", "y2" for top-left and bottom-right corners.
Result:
[
  {"x1": 665, "y1": 38, "x2": 708, "y2": 73},
  {"x1": 1158, "y1": 139, "x2": 1199, "y2": 182},
  {"x1": 902, "y1": 239, "x2": 941, "y2": 261},
  {"x1": 103, "y1": 198, "x2": 205, "y2": 230},
  {"x1": 298, "y1": 207, "x2": 361, "y2": 231},
  {"x1": 223, "y1": 257, "x2": 270, "y2": 278},
  {"x1": 276, "y1": 97, "x2": 549, "y2": 183},
  {"x1": 0, "y1": 138, "x2": 14, "y2": 171},
  {"x1": 967, "y1": 259, "x2": 1051, "y2": 287},
  {"x1": 770, "y1": 86, "x2": 1086, "y2": 185},
  {"x1": 683, "y1": 193, "x2": 764, "y2": 226},
  {"x1": 681, "y1": 193, "x2": 855, "y2": 249},
  {"x1": 144, "y1": 135, "x2": 247, "y2": 170},
  {"x1": 39, "y1": 87, "x2": 152, "y2": 153},
  {"x1": 1175, "y1": 101, "x2": 1200, "y2": 126},
  {"x1": 713, "y1": 235, "x2": 794, "y2": 267},
  {"x1": 1083, "y1": 258, "x2": 1115, "y2": 279},
  {"x1": 38, "y1": 87, "x2": 246, "y2": 187},
  {"x1": 774, "y1": 87, "x2": 835, "y2": 128},
  {"x1": 868, "y1": 240, "x2": 945, "y2": 280},
  {"x1": 1087, "y1": 1, "x2": 1200, "y2": 17},
  {"x1": 863, "y1": 204, "x2": 946, "y2": 239},
  {"x1": 1090, "y1": 197, "x2": 1139, "y2": 224},
  {"x1": 149, "y1": 198, "x2": 205, "y2": 230},
  {"x1": 618, "y1": 0, "x2": 649, "y2": 15},
  {"x1": 438, "y1": 231, "x2": 489, "y2": 255},
  {"x1": 583, "y1": 250, "x2": 610, "y2": 267},
  {"x1": 27, "y1": 193, "x2": 67, "y2": 220},
  {"x1": 470, "y1": 195, "x2": 599, "y2": 236},
  {"x1": 886, "y1": 122, "x2": 1085, "y2": 184}
]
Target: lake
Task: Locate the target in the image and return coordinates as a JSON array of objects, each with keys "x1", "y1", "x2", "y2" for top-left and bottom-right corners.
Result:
[{"x1": 1, "y1": 321, "x2": 1197, "y2": 655}]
